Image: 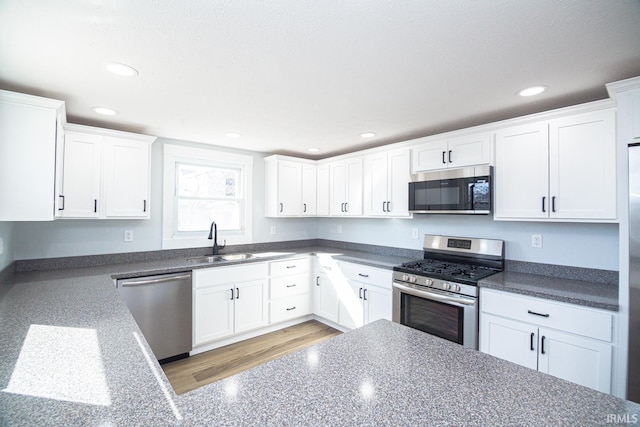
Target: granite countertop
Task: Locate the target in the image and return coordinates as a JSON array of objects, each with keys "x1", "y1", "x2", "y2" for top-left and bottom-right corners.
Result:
[
  {"x1": 1, "y1": 245, "x2": 633, "y2": 425},
  {"x1": 479, "y1": 271, "x2": 619, "y2": 311}
]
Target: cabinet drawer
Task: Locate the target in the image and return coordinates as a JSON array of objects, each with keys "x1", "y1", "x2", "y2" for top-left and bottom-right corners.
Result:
[
  {"x1": 270, "y1": 257, "x2": 310, "y2": 276},
  {"x1": 339, "y1": 262, "x2": 392, "y2": 289},
  {"x1": 270, "y1": 273, "x2": 310, "y2": 299},
  {"x1": 194, "y1": 262, "x2": 268, "y2": 288},
  {"x1": 480, "y1": 289, "x2": 612, "y2": 342},
  {"x1": 270, "y1": 294, "x2": 310, "y2": 324}
]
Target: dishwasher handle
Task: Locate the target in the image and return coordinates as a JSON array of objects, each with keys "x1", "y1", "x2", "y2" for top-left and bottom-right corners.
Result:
[{"x1": 119, "y1": 273, "x2": 191, "y2": 287}]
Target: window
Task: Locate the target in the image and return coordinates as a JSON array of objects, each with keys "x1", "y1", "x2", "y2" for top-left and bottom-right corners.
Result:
[{"x1": 163, "y1": 144, "x2": 253, "y2": 249}]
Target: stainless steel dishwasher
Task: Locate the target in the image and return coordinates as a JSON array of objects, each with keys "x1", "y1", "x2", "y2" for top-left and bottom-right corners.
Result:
[{"x1": 116, "y1": 271, "x2": 192, "y2": 363}]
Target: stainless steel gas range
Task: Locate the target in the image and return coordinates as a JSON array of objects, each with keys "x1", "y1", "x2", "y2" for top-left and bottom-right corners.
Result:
[{"x1": 392, "y1": 234, "x2": 504, "y2": 349}]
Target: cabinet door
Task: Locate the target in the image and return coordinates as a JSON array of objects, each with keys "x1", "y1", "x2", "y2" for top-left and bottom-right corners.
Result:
[
  {"x1": 314, "y1": 273, "x2": 340, "y2": 323},
  {"x1": 316, "y1": 164, "x2": 330, "y2": 216},
  {"x1": 0, "y1": 94, "x2": 59, "y2": 221},
  {"x1": 329, "y1": 161, "x2": 347, "y2": 215},
  {"x1": 387, "y1": 148, "x2": 411, "y2": 217},
  {"x1": 412, "y1": 139, "x2": 449, "y2": 172},
  {"x1": 104, "y1": 137, "x2": 151, "y2": 217},
  {"x1": 363, "y1": 285, "x2": 392, "y2": 325},
  {"x1": 631, "y1": 89, "x2": 640, "y2": 140},
  {"x1": 301, "y1": 163, "x2": 317, "y2": 216},
  {"x1": 276, "y1": 161, "x2": 302, "y2": 216},
  {"x1": 345, "y1": 157, "x2": 363, "y2": 216},
  {"x1": 479, "y1": 313, "x2": 538, "y2": 370},
  {"x1": 549, "y1": 110, "x2": 616, "y2": 220},
  {"x1": 494, "y1": 123, "x2": 549, "y2": 219},
  {"x1": 194, "y1": 285, "x2": 235, "y2": 345},
  {"x1": 59, "y1": 131, "x2": 102, "y2": 218},
  {"x1": 338, "y1": 281, "x2": 364, "y2": 329},
  {"x1": 234, "y1": 280, "x2": 269, "y2": 334},
  {"x1": 537, "y1": 328, "x2": 612, "y2": 393},
  {"x1": 448, "y1": 133, "x2": 491, "y2": 168},
  {"x1": 363, "y1": 152, "x2": 389, "y2": 216}
]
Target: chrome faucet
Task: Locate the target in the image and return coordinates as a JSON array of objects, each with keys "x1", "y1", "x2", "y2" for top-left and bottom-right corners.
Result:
[{"x1": 208, "y1": 221, "x2": 226, "y2": 255}]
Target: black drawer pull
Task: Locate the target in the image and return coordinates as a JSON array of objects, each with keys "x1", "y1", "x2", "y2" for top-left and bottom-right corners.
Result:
[
  {"x1": 358, "y1": 273, "x2": 369, "y2": 278},
  {"x1": 286, "y1": 265, "x2": 296, "y2": 269},
  {"x1": 286, "y1": 284, "x2": 297, "y2": 288},
  {"x1": 527, "y1": 310, "x2": 550, "y2": 318},
  {"x1": 286, "y1": 306, "x2": 296, "y2": 311},
  {"x1": 541, "y1": 336, "x2": 546, "y2": 354}
]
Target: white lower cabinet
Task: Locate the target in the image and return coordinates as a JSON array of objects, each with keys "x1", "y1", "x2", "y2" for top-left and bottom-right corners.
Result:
[
  {"x1": 269, "y1": 257, "x2": 311, "y2": 324},
  {"x1": 336, "y1": 262, "x2": 392, "y2": 329},
  {"x1": 193, "y1": 263, "x2": 268, "y2": 346},
  {"x1": 480, "y1": 288, "x2": 613, "y2": 394},
  {"x1": 314, "y1": 271, "x2": 340, "y2": 323}
]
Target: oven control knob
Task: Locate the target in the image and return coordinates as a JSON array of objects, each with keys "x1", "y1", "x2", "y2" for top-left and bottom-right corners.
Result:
[
  {"x1": 409, "y1": 276, "x2": 417, "y2": 283},
  {"x1": 402, "y1": 274, "x2": 409, "y2": 281},
  {"x1": 442, "y1": 282, "x2": 451, "y2": 290},
  {"x1": 425, "y1": 279, "x2": 433, "y2": 286},
  {"x1": 452, "y1": 284, "x2": 461, "y2": 292}
]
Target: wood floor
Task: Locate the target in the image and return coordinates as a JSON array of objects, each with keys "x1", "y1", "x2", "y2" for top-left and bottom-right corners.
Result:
[{"x1": 162, "y1": 320, "x2": 342, "y2": 395}]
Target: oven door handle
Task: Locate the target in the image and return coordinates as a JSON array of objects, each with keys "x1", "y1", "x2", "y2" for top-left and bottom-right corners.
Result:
[{"x1": 392, "y1": 282, "x2": 476, "y2": 307}]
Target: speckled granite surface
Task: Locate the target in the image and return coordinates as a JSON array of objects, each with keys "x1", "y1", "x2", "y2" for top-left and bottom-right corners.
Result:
[{"x1": 479, "y1": 271, "x2": 619, "y2": 311}]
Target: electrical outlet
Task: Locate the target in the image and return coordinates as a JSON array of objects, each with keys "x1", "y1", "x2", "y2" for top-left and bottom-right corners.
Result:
[
  {"x1": 337, "y1": 225, "x2": 343, "y2": 234},
  {"x1": 0, "y1": 237, "x2": 4, "y2": 255},
  {"x1": 270, "y1": 226, "x2": 277, "y2": 235},
  {"x1": 531, "y1": 234, "x2": 542, "y2": 248},
  {"x1": 412, "y1": 228, "x2": 419, "y2": 239},
  {"x1": 124, "y1": 230, "x2": 134, "y2": 242}
]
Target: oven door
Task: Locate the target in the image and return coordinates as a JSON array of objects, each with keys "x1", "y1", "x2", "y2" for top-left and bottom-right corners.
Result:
[{"x1": 392, "y1": 281, "x2": 478, "y2": 349}]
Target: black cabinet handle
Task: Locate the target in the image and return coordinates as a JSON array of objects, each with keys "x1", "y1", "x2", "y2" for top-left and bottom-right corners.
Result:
[
  {"x1": 382, "y1": 201, "x2": 387, "y2": 212},
  {"x1": 280, "y1": 203, "x2": 283, "y2": 213},
  {"x1": 552, "y1": 196, "x2": 556, "y2": 213},
  {"x1": 358, "y1": 273, "x2": 369, "y2": 278},
  {"x1": 286, "y1": 265, "x2": 296, "y2": 269},
  {"x1": 363, "y1": 289, "x2": 368, "y2": 301},
  {"x1": 386, "y1": 201, "x2": 391, "y2": 212},
  {"x1": 442, "y1": 151, "x2": 446, "y2": 164},
  {"x1": 303, "y1": 203, "x2": 307, "y2": 213},
  {"x1": 58, "y1": 195, "x2": 65, "y2": 211},
  {"x1": 341, "y1": 203, "x2": 345, "y2": 212},
  {"x1": 316, "y1": 276, "x2": 320, "y2": 286},
  {"x1": 230, "y1": 288, "x2": 234, "y2": 300},
  {"x1": 94, "y1": 199, "x2": 98, "y2": 213},
  {"x1": 286, "y1": 284, "x2": 297, "y2": 288},
  {"x1": 359, "y1": 287, "x2": 363, "y2": 299},
  {"x1": 143, "y1": 199, "x2": 147, "y2": 212},
  {"x1": 286, "y1": 306, "x2": 296, "y2": 311},
  {"x1": 541, "y1": 336, "x2": 546, "y2": 354},
  {"x1": 448, "y1": 150, "x2": 452, "y2": 163},
  {"x1": 345, "y1": 202, "x2": 348, "y2": 212},
  {"x1": 236, "y1": 287, "x2": 240, "y2": 299},
  {"x1": 527, "y1": 310, "x2": 550, "y2": 318},
  {"x1": 542, "y1": 196, "x2": 546, "y2": 213},
  {"x1": 530, "y1": 332, "x2": 535, "y2": 351}
]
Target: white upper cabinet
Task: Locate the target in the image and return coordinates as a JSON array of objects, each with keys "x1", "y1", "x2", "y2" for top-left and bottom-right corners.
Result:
[
  {"x1": 264, "y1": 155, "x2": 317, "y2": 217},
  {"x1": 56, "y1": 124, "x2": 155, "y2": 219},
  {"x1": 495, "y1": 109, "x2": 616, "y2": 221},
  {"x1": 316, "y1": 163, "x2": 330, "y2": 216},
  {"x1": 0, "y1": 90, "x2": 65, "y2": 221},
  {"x1": 412, "y1": 132, "x2": 491, "y2": 172},
  {"x1": 329, "y1": 157, "x2": 363, "y2": 216},
  {"x1": 363, "y1": 148, "x2": 411, "y2": 217},
  {"x1": 301, "y1": 163, "x2": 317, "y2": 216}
]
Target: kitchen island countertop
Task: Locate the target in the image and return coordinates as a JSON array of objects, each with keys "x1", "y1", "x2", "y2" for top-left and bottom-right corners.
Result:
[{"x1": 0, "y1": 254, "x2": 638, "y2": 426}]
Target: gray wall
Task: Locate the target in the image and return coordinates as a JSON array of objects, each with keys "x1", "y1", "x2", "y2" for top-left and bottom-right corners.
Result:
[
  {"x1": 6, "y1": 136, "x2": 619, "y2": 271},
  {"x1": 0, "y1": 221, "x2": 14, "y2": 270}
]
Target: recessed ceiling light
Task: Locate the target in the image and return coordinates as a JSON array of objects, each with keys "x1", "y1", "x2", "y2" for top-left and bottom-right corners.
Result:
[
  {"x1": 91, "y1": 106, "x2": 118, "y2": 116},
  {"x1": 360, "y1": 132, "x2": 376, "y2": 138},
  {"x1": 518, "y1": 86, "x2": 548, "y2": 97},
  {"x1": 307, "y1": 147, "x2": 321, "y2": 153},
  {"x1": 225, "y1": 132, "x2": 241, "y2": 138},
  {"x1": 106, "y1": 62, "x2": 138, "y2": 76}
]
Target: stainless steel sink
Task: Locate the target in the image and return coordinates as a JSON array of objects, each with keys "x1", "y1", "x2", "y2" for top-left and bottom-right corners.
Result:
[
  {"x1": 187, "y1": 253, "x2": 254, "y2": 264},
  {"x1": 220, "y1": 253, "x2": 253, "y2": 261}
]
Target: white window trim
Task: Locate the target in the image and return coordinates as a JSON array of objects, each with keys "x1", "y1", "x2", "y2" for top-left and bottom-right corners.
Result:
[{"x1": 162, "y1": 144, "x2": 253, "y2": 249}]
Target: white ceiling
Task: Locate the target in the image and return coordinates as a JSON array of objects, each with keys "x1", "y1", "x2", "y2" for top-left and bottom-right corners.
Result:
[{"x1": 1, "y1": 1, "x2": 640, "y2": 159}]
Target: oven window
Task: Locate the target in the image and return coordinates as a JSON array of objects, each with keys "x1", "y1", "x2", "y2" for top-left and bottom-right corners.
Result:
[{"x1": 400, "y1": 293, "x2": 463, "y2": 344}]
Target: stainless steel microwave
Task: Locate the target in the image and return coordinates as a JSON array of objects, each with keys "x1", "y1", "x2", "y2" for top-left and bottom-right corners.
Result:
[{"x1": 408, "y1": 165, "x2": 492, "y2": 214}]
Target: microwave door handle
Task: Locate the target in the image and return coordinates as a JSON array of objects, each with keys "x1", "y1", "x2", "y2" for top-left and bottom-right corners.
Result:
[{"x1": 469, "y1": 183, "x2": 475, "y2": 210}]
